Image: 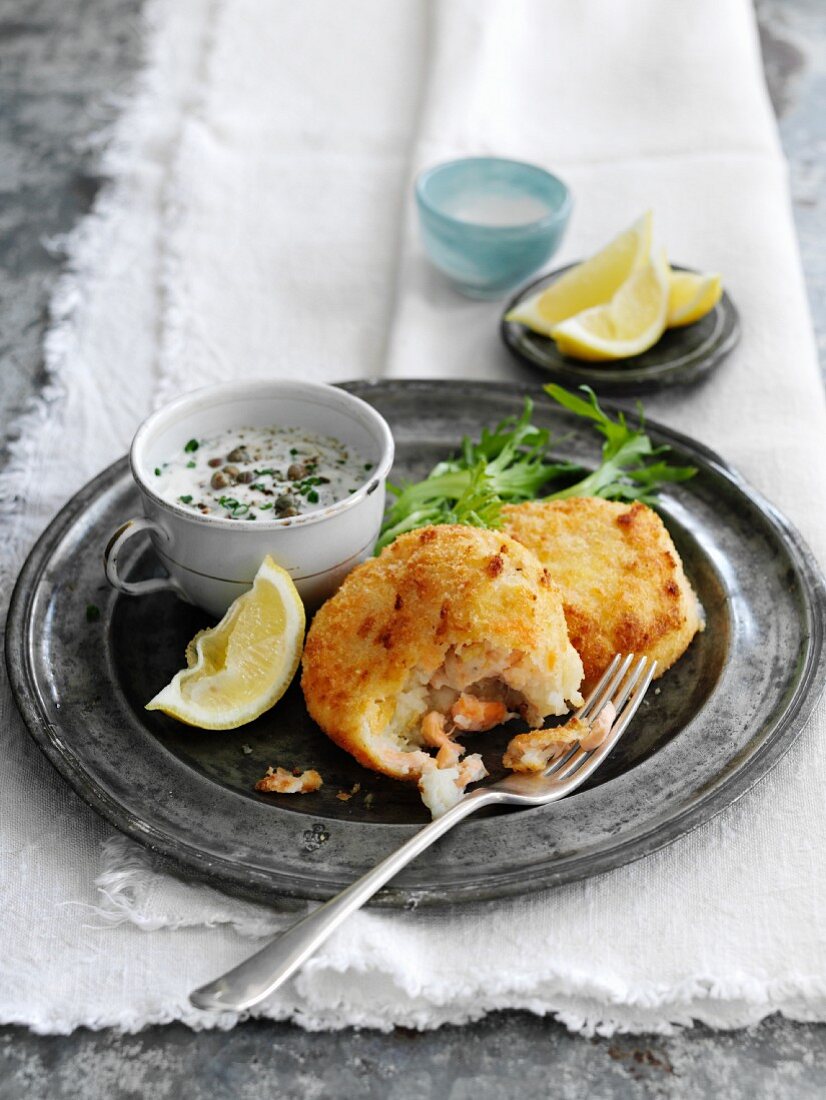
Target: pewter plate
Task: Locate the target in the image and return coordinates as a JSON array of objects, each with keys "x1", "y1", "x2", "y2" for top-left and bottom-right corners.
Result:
[
  {"x1": 501, "y1": 265, "x2": 741, "y2": 395},
  {"x1": 6, "y1": 380, "x2": 826, "y2": 908}
]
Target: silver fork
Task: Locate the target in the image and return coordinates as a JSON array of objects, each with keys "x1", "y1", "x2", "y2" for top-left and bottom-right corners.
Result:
[{"x1": 190, "y1": 653, "x2": 656, "y2": 1013}]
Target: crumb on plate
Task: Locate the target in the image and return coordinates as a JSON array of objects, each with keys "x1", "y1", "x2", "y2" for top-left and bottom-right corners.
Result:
[{"x1": 255, "y1": 766, "x2": 323, "y2": 794}]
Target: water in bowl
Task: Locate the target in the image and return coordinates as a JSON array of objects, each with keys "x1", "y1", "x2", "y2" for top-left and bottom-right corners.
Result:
[{"x1": 441, "y1": 189, "x2": 551, "y2": 227}]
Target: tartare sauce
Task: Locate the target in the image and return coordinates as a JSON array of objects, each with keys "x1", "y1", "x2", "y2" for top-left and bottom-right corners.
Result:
[{"x1": 153, "y1": 426, "x2": 372, "y2": 521}]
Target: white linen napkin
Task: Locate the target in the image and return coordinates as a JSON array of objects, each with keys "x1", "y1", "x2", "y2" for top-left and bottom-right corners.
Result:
[{"x1": 3, "y1": 0, "x2": 826, "y2": 1035}]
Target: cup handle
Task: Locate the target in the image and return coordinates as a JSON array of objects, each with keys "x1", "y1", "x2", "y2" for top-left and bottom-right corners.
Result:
[{"x1": 103, "y1": 517, "x2": 188, "y2": 600}]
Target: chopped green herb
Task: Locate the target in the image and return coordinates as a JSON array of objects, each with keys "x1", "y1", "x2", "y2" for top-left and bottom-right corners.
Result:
[
  {"x1": 251, "y1": 483, "x2": 266, "y2": 492},
  {"x1": 306, "y1": 489, "x2": 319, "y2": 504},
  {"x1": 179, "y1": 494, "x2": 193, "y2": 504},
  {"x1": 85, "y1": 603, "x2": 101, "y2": 623},
  {"x1": 184, "y1": 439, "x2": 199, "y2": 453},
  {"x1": 186, "y1": 460, "x2": 196, "y2": 469},
  {"x1": 296, "y1": 476, "x2": 323, "y2": 496},
  {"x1": 218, "y1": 495, "x2": 250, "y2": 517},
  {"x1": 154, "y1": 467, "x2": 161, "y2": 477},
  {"x1": 289, "y1": 448, "x2": 299, "y2": 456},
  {"x1": 364, "y1": 463, "x2": 373, "y2": 471},
  {"x1": 260, "y1": 502, "x2": 274, "y2": 510}
]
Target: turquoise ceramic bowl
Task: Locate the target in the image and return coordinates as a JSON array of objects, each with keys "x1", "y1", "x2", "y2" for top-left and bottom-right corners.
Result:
[{"x1": 415, "y1": 157, "x2": 572, "y2": 299}]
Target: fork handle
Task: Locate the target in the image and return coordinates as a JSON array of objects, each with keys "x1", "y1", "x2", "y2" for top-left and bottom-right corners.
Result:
[{"x1": 189, "y1": 787, "x2": 501, "y2": 1013}]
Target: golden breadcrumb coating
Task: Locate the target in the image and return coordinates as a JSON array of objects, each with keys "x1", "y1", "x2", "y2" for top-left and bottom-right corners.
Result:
[
  {"x1": 301, "y1": 525, "x2": 584, "y2": 786},
  {"x1": 503, "y1": 498, "x2": 703, "y2": 690}
]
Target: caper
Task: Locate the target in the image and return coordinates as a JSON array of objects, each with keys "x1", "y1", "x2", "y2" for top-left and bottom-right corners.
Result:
[
  {"x1": 223, "y1": 465, "x2": 240, "y2": 479},
  {"x1": 207, "y1": 457, "x2": 223, "y2": 468},
  {"x1": 227, "y1": 447, "x2": 250, "y2": 463},
  {"x1": 287, "y1": 462, "x2": 307, "y2": 481},
  {"x1": 210, "y1": 471, "x2": 229, "y2": 489},
  {"x1": 236, "y1": 470, "x2": 255, "y2": 484}
]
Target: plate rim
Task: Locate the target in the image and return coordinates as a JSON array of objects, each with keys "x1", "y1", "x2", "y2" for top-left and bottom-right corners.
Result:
[
  {"x1": 6, "y1": 378, "x2": 826, "y2": 908},
  {"x1": 500, "y1": 263, "x2": 741, "y2": 395}
]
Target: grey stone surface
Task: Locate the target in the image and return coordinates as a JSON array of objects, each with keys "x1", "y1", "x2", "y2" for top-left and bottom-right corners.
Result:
[
  {"x1": 4, "y1": 1013, "x2": 826, "y2": 1100},
  {"x1": 2, "y1": 0, "x2": 826, "y2": 1096},
  {"x1": 0, "y1": 0, "x2": 142, "y2": 465},
  {"x1": 757, "y1": 0, "x2": 826, "y2": 366}
]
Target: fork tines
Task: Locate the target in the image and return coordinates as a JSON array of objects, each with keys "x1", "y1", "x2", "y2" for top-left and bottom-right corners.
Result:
[{"x1": 544, "y1": 653, "x2": 657, "y2": 779}]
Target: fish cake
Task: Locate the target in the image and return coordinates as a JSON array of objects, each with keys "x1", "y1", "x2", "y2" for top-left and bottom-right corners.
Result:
[
  {"x1": 503, "y1": 498, "x2": 703, "y2": 689},
  {"x1": 301, "y1": 525, "x2": 584, "y2": 810}
]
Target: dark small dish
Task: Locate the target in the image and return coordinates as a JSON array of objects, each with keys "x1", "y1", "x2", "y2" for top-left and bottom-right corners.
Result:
[{"x1": 501, "y1": 264, "x2": 740, "y2": 396}]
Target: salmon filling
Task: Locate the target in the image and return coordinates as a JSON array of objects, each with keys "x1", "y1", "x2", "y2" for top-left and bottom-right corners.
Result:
[
  {"x1": 372, "y1": 641, "x2": 572, "y2": 816},
  {"x1": 255, "y1": 766, "x2": 324, "y2": 794},
  {"x1": 503, "y1": 702, "x2": 616, "y2": 773}
]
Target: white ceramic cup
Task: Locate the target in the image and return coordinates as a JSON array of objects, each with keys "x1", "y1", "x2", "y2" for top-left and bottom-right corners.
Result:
[{"x1": 104, "y1": 380, "x2": 395, "y2": 616}]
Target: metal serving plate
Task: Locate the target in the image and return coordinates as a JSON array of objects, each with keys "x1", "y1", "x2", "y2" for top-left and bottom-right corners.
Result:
[{"x1": 6, "y1": 380, "x2": 825, "y2": 907}]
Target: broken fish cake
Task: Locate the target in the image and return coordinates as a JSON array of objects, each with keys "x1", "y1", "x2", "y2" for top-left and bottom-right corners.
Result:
[
  {"x1": 503, "y1": 498, "x2": 703, "y2": 690},
  {"x1": 301, "y1": 525, "x2": 584, "y2": 814}
]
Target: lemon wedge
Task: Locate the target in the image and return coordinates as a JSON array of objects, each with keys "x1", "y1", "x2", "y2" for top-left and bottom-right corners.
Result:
[
  {"x1": 550, "y1": 248, "x2": 670, "y2": 362},
  {"x1": 146, "y1": 555, "x2": 305, "y2": 729},
  {"x1": 504, "y1": 211, "x2": 653, "y2": 336},
  {"x1": 667, "y1": 269, "x2": 722, "y2": 327}
]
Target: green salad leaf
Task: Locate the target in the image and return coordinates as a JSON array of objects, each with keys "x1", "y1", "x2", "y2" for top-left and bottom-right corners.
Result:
[
  {"x1": 376, "y1": 384, "x2": 696, "y2": 551},
  {"x1": 541, "y1": 384, "x2": 697, "y2": 503}
]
